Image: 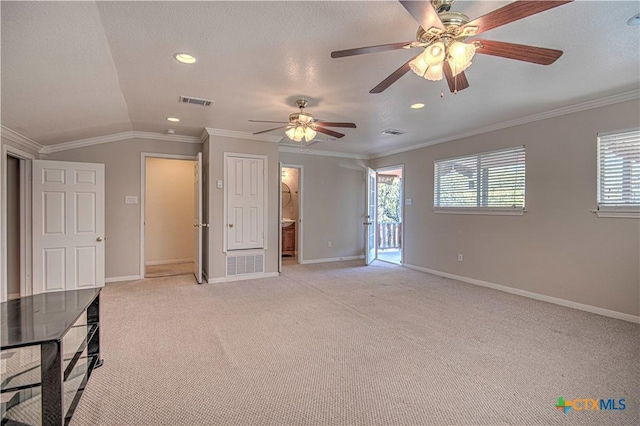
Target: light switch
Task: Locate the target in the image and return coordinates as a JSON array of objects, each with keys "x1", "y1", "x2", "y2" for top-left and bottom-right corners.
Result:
[
  {"x1": 125, "y1": 196, "x2": 138, "y2": 204},
  {"x1": 405, "y1": 198, "x2": 413, "y2": 205},
  {"x1": 217, "y1": 180, "x2": 223, "y2": 189}
]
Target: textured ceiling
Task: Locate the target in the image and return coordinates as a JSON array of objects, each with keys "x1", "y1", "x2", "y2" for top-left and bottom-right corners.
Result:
[{"x1": 2, "y1": 1, "x2": 639, "y2": 155}]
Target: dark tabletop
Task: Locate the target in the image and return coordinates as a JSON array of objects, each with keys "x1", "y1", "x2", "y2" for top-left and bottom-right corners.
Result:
[{"x1": 1, "y1": 289, "x2": 101, "y2": 349}]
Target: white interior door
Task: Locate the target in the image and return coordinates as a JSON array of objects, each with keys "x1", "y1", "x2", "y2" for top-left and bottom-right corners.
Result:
[
  {"x1": 278, "y1": 162, "x2": 283, "y2": 273},
  {"x1": 365, "y1": 167, "x2": 376, "y2": 265},
  {"x1": 226, "y1": 156, "x2": 265, "y2": 251},
  {"x1": 193, "y1": 152, "x2": 203, "y2": 283},
  {"x1": 32, "y1": 160, "x2": 105, "y2": 293}
]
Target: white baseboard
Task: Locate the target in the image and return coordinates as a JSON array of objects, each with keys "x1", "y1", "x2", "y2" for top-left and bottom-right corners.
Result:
[
  {"x1": 208, "y1": 272, "x2": 279, "y2": 284},
  {"x1": 8, "y1": 293, "x2": 20, "y2": 299},
  {"x1": 145, "y1": 258, "x2": 193, "y2": 266},
  {"x1": 202, "y1": 270, "x2": 209, "y2": 283},
  {"x1": 105, "y1": 275, "x2": 141, "y2": 283},
  {"x1": 403, "y1": 264, "x2": 640, "y2": 324},
  {"x1": 300, "y1": 255, "x2": 364, "y2": 265}
]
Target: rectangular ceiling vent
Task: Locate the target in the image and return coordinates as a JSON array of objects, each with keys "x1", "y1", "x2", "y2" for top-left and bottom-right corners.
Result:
[
  {"x1": 179, "y1": 96, "x2": 214, "y2": 107},
  {"x1": 381, "y1": 129, "x2": 405, "y2": 136}
]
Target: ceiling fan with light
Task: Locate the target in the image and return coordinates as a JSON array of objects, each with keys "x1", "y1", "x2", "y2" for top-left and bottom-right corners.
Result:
[
  {"x1": 249, "y1": 99, "x2": 357, "y2": 147},
  {"x1": 331, "y1": 0, "x2": 573, "y2": 94}
]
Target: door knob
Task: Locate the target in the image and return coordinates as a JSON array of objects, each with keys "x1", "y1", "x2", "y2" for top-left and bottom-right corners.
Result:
[
  {"x1": 228, "y1": 224, "x2": 234, "y2": 228},
  {"x1": 96, "y1": 237, "x2": 104, "y2": 242}
]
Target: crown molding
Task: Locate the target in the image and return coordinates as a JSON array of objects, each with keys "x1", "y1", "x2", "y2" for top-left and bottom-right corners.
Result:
[
  {"x1": 370, "y1": 89, "x2": 640, "y2": 159},
  {"x1": 205, "y1": 127, "x2": 281, "y2": 143},
  {"x1": 40, "y1": 131, "x2": 202, "y2": 154},
  {"x1": 0, "y1": 125, "x2": 43, "y2": 153},
  {"x1": 278, "y1": 144, "x2": 369, "y2": 160}
]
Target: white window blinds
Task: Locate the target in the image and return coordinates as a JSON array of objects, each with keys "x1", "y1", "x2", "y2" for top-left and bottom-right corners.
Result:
[
  {"x1": 598, "y1": 130, "x2": 640, "y2": 208},
  {"x1": 434, "y1": 146, "x2": 525, "y2": 210}
]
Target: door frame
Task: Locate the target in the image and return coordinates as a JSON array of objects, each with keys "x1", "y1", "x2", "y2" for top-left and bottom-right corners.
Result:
[
  {"x1": 375, "y1": 164, "x2": 405, "y2": 265},
  {"x1": 279, "y1": 164, "x2": 304, "y2": 270},
  {"x1": 1, "y1": 144, "x2": 34, "y2": 301},
  {"x1": 139, "y1": 152, "x2": 198, "y2": 279}
]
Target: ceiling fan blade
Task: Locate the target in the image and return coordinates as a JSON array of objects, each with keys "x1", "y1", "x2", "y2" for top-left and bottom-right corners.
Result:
[
  {"x1": 399, "y1": 0, "x2": 445, "y2": 32},
  {"x1": 331, "y1": 41, "x2": 413, "y2": 58},
  {"x1": 249, "y1": 120, "x2": 289, "y2": 124},
  {"x1": 315, "y1": 127, "x2": 345, "y2": 138},
  {"x1": 443, "y1": 62, "x2": 470, "y2": 93},
  {"x1": 462, "y1": 1, "x2": 573, "y2": 35},
  {"x1": 253, "y1": 126, "x2": 288, "y2": 135},
  {"x1": 315, "y1": 122, "x2": 357, "y2": 128},
  {"x1": 370, "y1": 53, "x2": 421, "y2": 94},
  {"x1": 474, "y1": 39, "x2": 563, "y2": 65}
]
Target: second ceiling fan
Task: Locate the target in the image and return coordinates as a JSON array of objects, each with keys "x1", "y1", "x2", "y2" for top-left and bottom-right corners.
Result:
[{"x1": 331, "y1": 0, "x2": 573, "y2": 94}]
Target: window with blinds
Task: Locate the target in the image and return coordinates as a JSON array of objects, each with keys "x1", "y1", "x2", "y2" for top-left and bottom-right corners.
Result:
[
  {"x1": 434, "y1": 146, "x2": 525, "y2": 212},
  {"x1": 597, "y1": 130, "x2": 640, "y2": 209}
]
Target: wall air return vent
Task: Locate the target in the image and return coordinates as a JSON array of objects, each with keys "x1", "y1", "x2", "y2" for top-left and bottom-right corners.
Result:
[
  {"x1": 179, "y1": 96, "x2": 214, "y2": 107},
  {"x1": 226, "y1": 251, "x2": 265, "y2": 277},
  {"x1": 381, "y1": 129, "x2": 405, "y2": 136}
]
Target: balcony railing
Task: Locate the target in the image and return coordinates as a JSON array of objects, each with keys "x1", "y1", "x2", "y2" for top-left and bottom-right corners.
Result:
[{"x1": 377, "y1": 222, "x2": 402, "y2": 250}]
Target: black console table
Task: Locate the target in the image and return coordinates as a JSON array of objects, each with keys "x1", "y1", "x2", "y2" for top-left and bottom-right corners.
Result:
[{"x1": 1, "y1": 289, "x2": 102, "y2": 426}]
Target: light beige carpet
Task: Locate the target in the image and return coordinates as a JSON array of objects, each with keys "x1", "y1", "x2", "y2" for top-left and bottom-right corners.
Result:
[{"x1": 71, "y1": 261, "x2": 638, "y2": 425}]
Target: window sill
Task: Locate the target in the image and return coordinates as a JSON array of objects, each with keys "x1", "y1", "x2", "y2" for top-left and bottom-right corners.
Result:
[
  {"x1": 592, "y1": 209, "x2": 640, "y2": 219},
  {"x1": 433, "y1": 209, "x2": 525, "y2": 216}
]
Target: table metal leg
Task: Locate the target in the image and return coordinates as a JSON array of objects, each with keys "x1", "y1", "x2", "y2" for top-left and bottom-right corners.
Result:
[{"x1": 40, "y1": 340, "x2": 63, "y2": 426}]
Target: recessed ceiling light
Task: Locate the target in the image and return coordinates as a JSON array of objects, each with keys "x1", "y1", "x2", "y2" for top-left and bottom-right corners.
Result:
[
  {"x1": 167, "y1": 117, "x2": 180, "y2": 122},
  {"x1": 410, "y1": 103, "x2": 425, "y2": 109},
  {"x1": 174, "y1": 53, "x2": 196, "y2": 64},
  {"x1": 628, "y1": 13, "x2": 640, "y2": 26}
]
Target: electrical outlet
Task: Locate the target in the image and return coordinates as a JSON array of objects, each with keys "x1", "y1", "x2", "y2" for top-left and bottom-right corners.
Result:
[
  {"x1": 328, "y1": 241, "x2": 332, "y2": 248},
  {"x1": 457, "y1": 254, "x2": 463, "y2": 262},
  {"x1": 216, "y1": 180, "x2": 223, "y2": 189}
]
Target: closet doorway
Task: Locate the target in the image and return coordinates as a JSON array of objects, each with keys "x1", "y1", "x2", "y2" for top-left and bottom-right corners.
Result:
[
  {"x1": 141, "y1": 155, "x2": 197, "y2": 279},
  {"x1": 280, "y1": 165, "x2": 303, "y2": 269},
  {"x1": 1, "y1": 146, "x2": 33, "y2": 302}
]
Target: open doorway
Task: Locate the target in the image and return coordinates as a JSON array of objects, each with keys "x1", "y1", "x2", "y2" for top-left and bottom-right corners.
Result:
[
  {"x1": 1, "y1": 146, "x2": 33, "y2": 302},
  {"x1": 142, "y1": 156, "x2": 196, "y2": 278},
  {"x1": 280, "y1": 165, "x2": 302, "y2": 268},
  {"x1": 376, "y1": 166, "x2": 403, "y2": 265}
]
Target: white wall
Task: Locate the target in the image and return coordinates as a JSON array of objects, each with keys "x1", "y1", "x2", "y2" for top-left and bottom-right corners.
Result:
[
  {"x1": 279, "y1": 152, "x2": 367, "y2": 261},
  {"x1": 145, "y1": 157, "x2": 194, "y2": 265},
  {"x1": 47, "y1": 138, "x2": 201, "y2": 279},
  {"x1": 370, "y1": 99, "x2": 640, "y2": 317}
]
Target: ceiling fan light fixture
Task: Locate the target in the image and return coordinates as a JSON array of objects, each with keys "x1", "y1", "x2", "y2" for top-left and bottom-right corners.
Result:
[
  {"x1": 409, "y1": 54, "x2": 428, "y2": 76},
  {"x1": 304, "y1": 126, "x2": 317, "y2": 141},
  {"x1": 449, "y1": 42, "x2": 476, "y2": 67},
  {"x1": 293, "y1": 125, "x2": 305, "y2": 141},
  {"x1": 425, "y1": 42, "x2": 446, "y2": 66},
  {"x1": 424, "y1": 63, "x2": 443, "y2": 81},
  {"x1": 285, "y1": 127, "x2": 296, "y2": 140}
]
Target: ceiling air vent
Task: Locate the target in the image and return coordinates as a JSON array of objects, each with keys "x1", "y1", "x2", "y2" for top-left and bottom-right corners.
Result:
[
  {"x1": 381, "y1": 129, "x2": 405, "y2": 136},
  {"x1": 178, "y1": 96, "x2": 214, "y2": 107}
]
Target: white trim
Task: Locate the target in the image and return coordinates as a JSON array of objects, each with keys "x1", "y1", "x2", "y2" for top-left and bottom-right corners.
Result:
[
  {"x1": 281, "y1": 164, "x2": 304, "y2": 265},
  {"x1": 140, "y1": 153, "x2": 198, "y2": 278},
  {"x1": 593, "y1": 210, "x2": 640, "y2": 219},
  {"x1": 300, "y1": 255, "x2": 364, "y2": 265},
  {"x1": 433, "y1": 208, "x2": 525, "y2": 216},
  {"x1": 145, "y1": 258, "x2": 194, "y2": 266},
  {"x1": 206, "y1": 127, "x2": 281, "y2": 143},
  {"x1": 279, "y1": 145, "x2": 369, "y2": 160},
  {"x1": 0, "y1": 126, "x2": 43, "y2": 153},
  {"x1": 105, "y1": 275, "x2": 141, "y2": 283},
  {"x1": 370, "y1": 89, "x2": 640, "y2": 159},
  {"x1": 208, "y1": 271, "x2": 279, "y2": 284},
  {"x1": 40, "y1": 131, "x2": 202, "y2": 154},
  {"x1": 403, "y1": 264, "x2": 640, "y2": 324}
]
